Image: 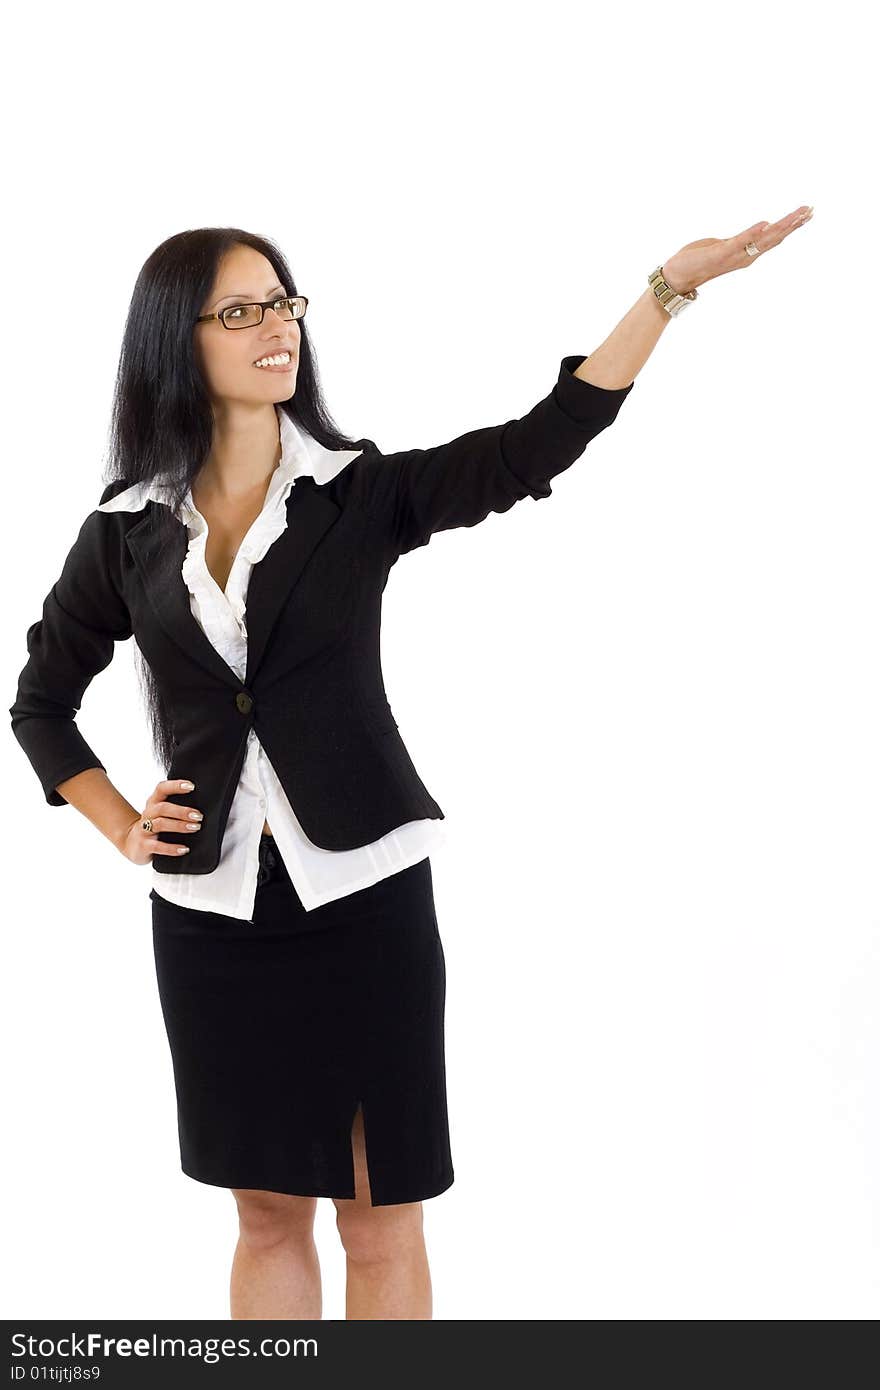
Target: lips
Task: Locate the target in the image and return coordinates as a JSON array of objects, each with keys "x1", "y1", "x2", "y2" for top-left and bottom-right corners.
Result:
[
  {"x1": 252, "y1": 347, "x2": 295, "y2": 365},
  {"x1": 253, "y1": 351, "x2": 296, "y2": 373}
]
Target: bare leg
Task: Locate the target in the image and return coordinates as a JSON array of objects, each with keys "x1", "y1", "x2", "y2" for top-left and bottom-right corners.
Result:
[
  {"x1": 229, "y1": 1189, "x2": 322, "y2": 1319},
  {"x1": 332, "y1": 1103, "x2": 433, "y2": 1319}
]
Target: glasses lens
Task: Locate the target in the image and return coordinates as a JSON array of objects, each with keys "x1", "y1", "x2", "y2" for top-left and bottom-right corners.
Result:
[
  {"x1": 222, "y1": 303, "x2": 262, "y2": 329},
  {"x1": 275, "y1": 297, "x2": 308, "y2": 320}
]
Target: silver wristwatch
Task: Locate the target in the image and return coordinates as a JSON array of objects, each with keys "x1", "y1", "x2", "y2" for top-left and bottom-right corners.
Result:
[{"x1": 648, "y1": 265, "x2": 699, "y2": 317}]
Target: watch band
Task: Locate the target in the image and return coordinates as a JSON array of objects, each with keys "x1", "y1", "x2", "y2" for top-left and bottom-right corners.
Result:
[{"x1": 648, "y1": 265, "x2": 699, "y2": 317}]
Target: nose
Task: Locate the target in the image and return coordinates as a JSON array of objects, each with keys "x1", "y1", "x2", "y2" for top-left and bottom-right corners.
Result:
[{"x1": 257, "y1": 311, "x2": 297, "y2": 352}]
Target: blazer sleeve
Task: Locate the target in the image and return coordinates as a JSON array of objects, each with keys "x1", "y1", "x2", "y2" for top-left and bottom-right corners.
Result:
[
  {"x1": 348, "y1": 354, "x2": 634, "y2": 558},
  {"x1": 9, "y1": 506, "x2": 133, "y2": 806}
]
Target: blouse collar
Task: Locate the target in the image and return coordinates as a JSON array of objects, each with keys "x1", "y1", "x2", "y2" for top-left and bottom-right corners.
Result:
[{"x1": 96, "y1": 407, "x2": 363, "y2": 520}]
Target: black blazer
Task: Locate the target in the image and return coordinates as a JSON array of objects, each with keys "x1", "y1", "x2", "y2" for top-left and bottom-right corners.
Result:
[{"x1": 9, "y1": 355, "x2": 633, "y2": 874}]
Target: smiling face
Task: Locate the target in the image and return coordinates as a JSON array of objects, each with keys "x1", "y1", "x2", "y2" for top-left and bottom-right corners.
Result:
[{"x1": 194, "y1": 243, "x2": 302, "y2": 406}]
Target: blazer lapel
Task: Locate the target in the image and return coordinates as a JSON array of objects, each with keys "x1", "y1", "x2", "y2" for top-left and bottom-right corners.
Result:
[
  {"x1": 125, "y1": 508, "x2": 244, "y2": 692},
  {"x1": 243, "y1": 475, "x2": 343, "y2": 685},
  {"x1": 125, "y1": 473, "x2": 347, "y2": 692}
]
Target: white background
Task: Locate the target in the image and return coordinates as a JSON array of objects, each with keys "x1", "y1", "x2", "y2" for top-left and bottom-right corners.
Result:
[{"x1": 2, "y1": 0, "x2": 876, "y2": 1320}]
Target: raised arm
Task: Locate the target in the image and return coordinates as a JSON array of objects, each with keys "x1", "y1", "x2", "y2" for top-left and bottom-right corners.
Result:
[
  {"x1": 348, "y1": 355, "x2": 635, "y2": 559},
  {"x1": 349, "y1": 202, "x2": 815, "y2": 561}
]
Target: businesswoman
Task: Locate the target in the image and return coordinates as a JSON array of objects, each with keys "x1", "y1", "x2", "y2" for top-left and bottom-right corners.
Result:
[{"x1": 10, "y1": 208, "x2": 811, "y2": 1320}]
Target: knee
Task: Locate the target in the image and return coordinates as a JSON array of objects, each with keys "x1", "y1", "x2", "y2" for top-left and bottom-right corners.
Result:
[
  {"x1": 334, "y1": 1200, "x2": 424, "y2": 1264},
  {"x1": 231, "y1": 1188, "x2": 317, "y2": 1251}
]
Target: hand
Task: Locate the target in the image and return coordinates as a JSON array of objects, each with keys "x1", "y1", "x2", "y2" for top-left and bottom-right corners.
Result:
[
  {"x1": 661, "y1": 204, "x2": 814, "y2": 295},
  {"x1": 119, "y1": 778, "x2": 204, "y2": 864}
]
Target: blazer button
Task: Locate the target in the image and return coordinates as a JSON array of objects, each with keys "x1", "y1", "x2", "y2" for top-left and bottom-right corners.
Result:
[{"x1": 235, "y1": 691, "x2": 254, "y2": 714}]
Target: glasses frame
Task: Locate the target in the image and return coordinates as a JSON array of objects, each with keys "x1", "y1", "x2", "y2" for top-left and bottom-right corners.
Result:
[{"x1": 195, "y1": 294, "x2": 309, "y2": 330}]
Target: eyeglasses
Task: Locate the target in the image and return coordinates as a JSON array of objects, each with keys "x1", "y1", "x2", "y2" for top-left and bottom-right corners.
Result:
[{"x1": 195, "y1": 294, "x2": 308, "y2": 331}]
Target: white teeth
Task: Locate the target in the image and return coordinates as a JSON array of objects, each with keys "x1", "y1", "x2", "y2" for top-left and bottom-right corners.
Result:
[{"x1": 254, "y1": 352, "x2": 291, "y2": 368}]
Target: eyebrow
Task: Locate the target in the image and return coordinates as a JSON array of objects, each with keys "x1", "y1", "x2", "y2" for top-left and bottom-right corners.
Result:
[{"x1": 212, "y1": 284, "x2": 286, "y2": 309}]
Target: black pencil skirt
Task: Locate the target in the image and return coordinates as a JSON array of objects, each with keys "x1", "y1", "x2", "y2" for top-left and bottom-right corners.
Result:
[{"x1": 149, "y1": 833, "x2": 454, "y2": 1207}]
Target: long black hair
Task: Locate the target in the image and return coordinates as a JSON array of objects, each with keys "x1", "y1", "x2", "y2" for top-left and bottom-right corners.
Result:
[{"x1": 101, "y1": 227, "x2": 360, "y2": 774}]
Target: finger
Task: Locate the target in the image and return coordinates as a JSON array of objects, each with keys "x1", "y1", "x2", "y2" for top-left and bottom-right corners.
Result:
[
  {"x1": 722, "y1": 220, "x2": 770, "y2": 250},
  {"x1": 157, "y1": 778, "x2": 197, "y2": 795},
  {"x1": 715, "y1": 224, "x2": 768, "y2": 273},
  {"x1": 770, "y1": 204, "x2": 812, "y2": 234},
  {"x1": 737, "y1": 219, "x2": 772, "y2": 240},
  {"x1": 150, "y1": 840, "x2": 193, "y2": 856},
  {"x1": 142, "y1": 814, "x2": 202, "y2": 833},
  {"x1": 736, "y1": 208, "x2": 806, "y2": 240},
  {"x1": 743, "y1": 206, "x2": 812, "y2": 253},
  {"x1": 152, "y1": 800, "x2": 203, "y2": 822},
  {"x1": 722, "y1": 210, "x2": 810, "y2": 271},
  {"x1": 768, "y1": 205, "x2": 813, "y2": 246}
]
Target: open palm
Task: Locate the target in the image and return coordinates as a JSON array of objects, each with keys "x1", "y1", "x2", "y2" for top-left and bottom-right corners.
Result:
[{"x1": 663, "y1": 204, "x2": 813, "y2": 295}]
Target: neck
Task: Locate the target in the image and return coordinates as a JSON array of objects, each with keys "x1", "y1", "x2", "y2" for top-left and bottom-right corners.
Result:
[{"x1": 196, "y1": 402, "x2": 282, "y2": 504}]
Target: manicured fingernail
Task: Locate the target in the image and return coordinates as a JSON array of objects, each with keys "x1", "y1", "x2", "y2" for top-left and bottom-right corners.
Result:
[
  {"x1": 180, "y1": 781, "x2": 194, "y2": 789},
  {"x1": 178, "y1": 846, "x2": 190, "y2": 853}
]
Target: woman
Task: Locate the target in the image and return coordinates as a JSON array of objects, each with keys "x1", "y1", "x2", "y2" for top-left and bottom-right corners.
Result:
[{"x1": 9, "y1": 207, "x2": 812, "y2": 1320}]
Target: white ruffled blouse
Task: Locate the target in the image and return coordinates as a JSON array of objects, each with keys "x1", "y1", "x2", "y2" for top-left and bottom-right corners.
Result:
[{"x1": 97, "y1": 407, "x2": 446, "y2": 920}]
